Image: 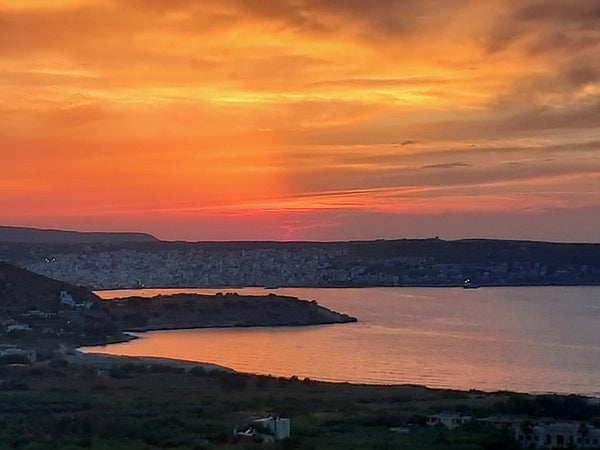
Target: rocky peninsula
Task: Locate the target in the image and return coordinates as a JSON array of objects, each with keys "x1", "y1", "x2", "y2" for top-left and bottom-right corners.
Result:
[
  {"x1": 0, "y1": 262, "x2": 355, "y2": 350},
  {"x1": 105, "y1": 292, "x2": 357, "y2": 332}
]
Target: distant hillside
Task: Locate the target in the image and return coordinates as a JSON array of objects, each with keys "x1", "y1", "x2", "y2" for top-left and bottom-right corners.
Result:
[
  {"x1": 0, "y1": 262, "x2": 122, "y2": 347},
  {"x1": 0, "y1": 225, "x2": 158, "y2": 244},
  {"x1": 0, "y1": 262, "x2": 101, "y2": 312},
  {"x1": 1, "y1": 233, "x2": 599, "y2": 288}
]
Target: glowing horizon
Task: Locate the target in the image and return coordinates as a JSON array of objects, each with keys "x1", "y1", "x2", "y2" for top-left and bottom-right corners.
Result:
[{"x1": 2, "y1": 0, "x2": 599, "y2": 242}]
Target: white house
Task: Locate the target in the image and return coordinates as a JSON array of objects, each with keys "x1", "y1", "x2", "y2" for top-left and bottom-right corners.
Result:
[
  {"x1": 515, "y1": 421, "x2": 600, "y2": 449},
  {"x1": 236, "y1": 416, "x2": 291, "y2": 442},
  {"x1": 254, "y1": 416, "x2": 290, "y2": 442},
  {"x1": 60, "y1": 290, "x2": 76, "y2": 307},
  {"x1": 427, "y1": 412, "x2": 472, "y2": 429},
  {"x1": 6, "y1": 323, "x2": 31, "y2": 332}
]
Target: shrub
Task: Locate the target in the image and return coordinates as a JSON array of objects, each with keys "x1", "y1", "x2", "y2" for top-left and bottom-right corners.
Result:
[
  {"x1": 148, "y1": 364, "x2": 185, "y2": 374},
  {"x1": 48, "y1": 358, "x2": 69, "y2": 368},
  {"x1": 109, "y1": 368, "x2": 133, "y2": 379},
  {"x1": 123, "y1": 313, "x2": 148, "y2": 327},
  {"x1": 220, "y1": 373, "x2": 248, "y2": 390},
  {"x1": 189, "y1": 366, "x2": 208, "y2": 377}
]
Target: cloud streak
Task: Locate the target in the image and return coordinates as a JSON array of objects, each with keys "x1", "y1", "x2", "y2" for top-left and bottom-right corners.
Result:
[{"x1": 0, "y1": 0, "x2": 599, "y2": 240}]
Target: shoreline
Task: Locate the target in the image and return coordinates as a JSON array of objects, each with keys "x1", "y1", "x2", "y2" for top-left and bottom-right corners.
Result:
[
  {"x1": 95, "y1": 282, "x2": 600, "y2": 294},
  {"x1": 81, "y1": 319, "x2": 358, "y2": 348},
  {"x1": 79, "y1": 333, "x2": 600, "y2": 398},
  {"x1": 88, "y1": 287, "x2": 600, "y2": 398},
  {"x1": 72, "y1": 348, "x2": 600, "y2": 398},
  {"x1": 66, "y1": 349, "x2": 234, "y2": 373}
]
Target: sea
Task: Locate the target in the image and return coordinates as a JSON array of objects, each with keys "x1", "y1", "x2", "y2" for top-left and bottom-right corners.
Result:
[{"x1": 84, "y1": 286, "x2": 600, "y2": 396}]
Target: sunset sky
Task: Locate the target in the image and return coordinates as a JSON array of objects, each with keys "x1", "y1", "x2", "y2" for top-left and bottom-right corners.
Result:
[{"x1": 2, "y1": 0, "x2": 599, "y2": 241}]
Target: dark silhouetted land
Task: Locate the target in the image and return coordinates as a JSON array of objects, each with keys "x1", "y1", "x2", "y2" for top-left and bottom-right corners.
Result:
[
  {"x1": 1, "y1": 226, "x2": 598, "y2": 288},
  {"x1": 0, "y1": 263, "x2": 354, "y2": 349},
  {"x1": 0, "y1": 225, "x2": 157, "y2": 244}
]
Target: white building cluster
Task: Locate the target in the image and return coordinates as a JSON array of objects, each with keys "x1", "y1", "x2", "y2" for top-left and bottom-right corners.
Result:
[
  {"x1": 515, "y1": 422, "x2": 600, "y2": 449},
  {"x1": 19, "y1": 244, "x2": 591, "y2": 290},
  {"x1": 427, "y1": 412, "x2": 600, "y2": 449}
]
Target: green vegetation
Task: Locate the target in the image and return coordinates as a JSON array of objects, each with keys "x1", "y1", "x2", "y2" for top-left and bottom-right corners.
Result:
[{"x1": 0, "y1": 358, "x2": 598, "y2": 449}]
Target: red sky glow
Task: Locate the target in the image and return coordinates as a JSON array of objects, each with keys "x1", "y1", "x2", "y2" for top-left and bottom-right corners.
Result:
[{"x1": 1, "y1": 0, "x2": 599, "y2": 241}]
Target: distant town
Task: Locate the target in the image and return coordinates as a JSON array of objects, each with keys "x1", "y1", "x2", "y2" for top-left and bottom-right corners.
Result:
[{"x1": 1, "y1": 227, "x2": 599, "y2": 289}]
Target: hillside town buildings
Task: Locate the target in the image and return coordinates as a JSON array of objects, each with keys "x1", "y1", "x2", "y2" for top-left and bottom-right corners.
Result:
[{"x1": 4, "y1": 243, "x2": 597, "y2": 290}]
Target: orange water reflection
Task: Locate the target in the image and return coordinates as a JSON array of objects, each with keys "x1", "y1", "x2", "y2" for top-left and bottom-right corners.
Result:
[{"x1": 86, "y1": 287, "x2": 600, "y2": 395}]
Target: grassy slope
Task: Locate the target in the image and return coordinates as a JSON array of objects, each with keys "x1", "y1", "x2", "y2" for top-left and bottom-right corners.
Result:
[{"x1": 0, "y1": 358, "x2": 537, "y2": 449}]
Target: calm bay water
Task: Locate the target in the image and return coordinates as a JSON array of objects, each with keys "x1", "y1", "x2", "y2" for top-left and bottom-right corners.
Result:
[{"x1": 86, "y1": 286, "x2": 600, "y2": 395}]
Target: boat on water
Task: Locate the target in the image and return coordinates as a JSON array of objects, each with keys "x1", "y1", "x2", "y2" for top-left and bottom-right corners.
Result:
[{"x1": 463, "y1": 277, "x2": 479, "y2": 289}]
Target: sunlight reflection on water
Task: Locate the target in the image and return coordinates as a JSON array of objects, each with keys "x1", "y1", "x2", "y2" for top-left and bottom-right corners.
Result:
[{"x1": 87, "y1": 286, "x2": 600, "y2": 395}]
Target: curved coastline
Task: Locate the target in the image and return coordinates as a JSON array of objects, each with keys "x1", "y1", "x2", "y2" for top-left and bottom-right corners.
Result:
[{"x1": 102, "y1": 292, "x2": 357, "y2": 335}]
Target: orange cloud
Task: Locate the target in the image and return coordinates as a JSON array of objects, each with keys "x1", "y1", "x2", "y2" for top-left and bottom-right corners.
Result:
[{"x1": 0, "y1": 0, "x2": 599, "y2": 240}]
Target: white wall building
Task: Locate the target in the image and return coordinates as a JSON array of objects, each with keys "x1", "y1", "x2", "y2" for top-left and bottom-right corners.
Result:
[
  {"x1": 254, "y1": 416, "x2": 290, "y2": 441},
  {"x1": 516, "y1": 422, "x2": 600, "y2": 449},
  {"x1": 427, "y1": 412, "x2": 472, "y2": 429}
]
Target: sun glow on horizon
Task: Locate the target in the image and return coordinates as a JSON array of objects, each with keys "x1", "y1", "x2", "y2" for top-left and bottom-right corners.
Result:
[{"x1": 1, "y1": 0, "x2": 599, "y2": 241}]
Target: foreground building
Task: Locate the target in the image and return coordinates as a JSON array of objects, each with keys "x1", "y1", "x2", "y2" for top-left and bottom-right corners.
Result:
[
  {"x1": 515, "y1": 422, "x2": 600, "y2": 449},
  {"x1": 235, "y1": 415, "x2": 290, "y2": 443},
  {"x1": 427, "y1": 412, "x2": 472, "y2": 429}
]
